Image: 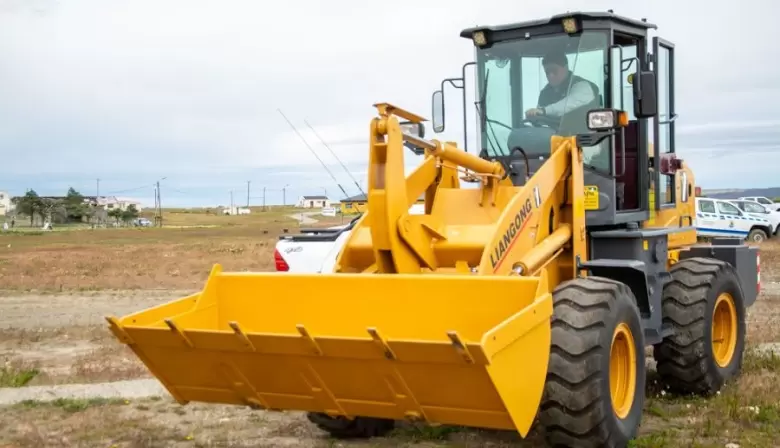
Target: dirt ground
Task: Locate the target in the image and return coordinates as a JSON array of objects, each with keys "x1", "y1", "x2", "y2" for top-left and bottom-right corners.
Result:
[
  {"x1": 0, "y1": 211, "x2": 347, "y2": 292},
  {"x1": 0, "y1": 282, "x2": 779, "y2": 447},
  {"x1": 1, "y1": 231, "x2": 779, "y2": 446}
]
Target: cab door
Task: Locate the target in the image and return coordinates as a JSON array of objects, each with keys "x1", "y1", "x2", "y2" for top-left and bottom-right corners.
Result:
[
  {"x1": 695, "y1": 199, "x2": 720, "y2": 237},
  {"x1": 715, "y1": 200, "x2": 750, "y2": 238}
]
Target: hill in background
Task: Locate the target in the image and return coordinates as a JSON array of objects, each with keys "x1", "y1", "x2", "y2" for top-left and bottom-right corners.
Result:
[{"x1": 702, "y1": 187, "x2": 780, "y2": 200}]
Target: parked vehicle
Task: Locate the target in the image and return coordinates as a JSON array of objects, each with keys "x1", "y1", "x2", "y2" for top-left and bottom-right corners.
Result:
[
  {"x1": 133, "y1": 218, "x2": 153, "y2": 227},
  {"x1": 274, "y1": 204, "x2": 425, "y2": 273},
  {"x1": 695, "y1": 197, "x2": 773, "y2": 242},
  {"x1": 738, "y1": 196, "x2": 780, "y2": 212},
  {"x1": 728, "y1": 199, "x2": 780, "y2": 236}
]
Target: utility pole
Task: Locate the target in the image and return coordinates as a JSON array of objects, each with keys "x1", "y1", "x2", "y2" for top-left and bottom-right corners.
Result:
[
  {"x1": 154, "y1": 181, "x2": 163, "y2": 227},
  {"x1": 283, "y1": 184, "x2": 289, "y2": 207},
  {"x1": 262, "y1": 187, "x2": 267, "y2": 211},
  {"x1": 96, "y1": 178, "x2": 101, "y2": 225},
  {"x1": 246, "y1": 181, "x2": 251, "y2": 208},
  {"x1": 230, "y1": 190, "x2": 234, "y2": 211}
]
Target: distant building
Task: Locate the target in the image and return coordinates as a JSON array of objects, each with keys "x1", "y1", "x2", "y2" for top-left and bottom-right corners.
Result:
[
  {"x1": 0, "y1": 191, "x2": 12, "y2": 216},
  {"x1": 97, "y1": 196, "x2": 143, "y2": 212},
  {"x1": 340, "y1": 193, "x2": 425, "y2": 215},
  {"x1": 38, "y1": 195, "x2": 143, "y2": 212},
  {"x1": 296, "y1": 195, "x2": 329, "y2": 209},
  {"x1": 223, "y1": 207, "x2": 251, "y2": 215}
]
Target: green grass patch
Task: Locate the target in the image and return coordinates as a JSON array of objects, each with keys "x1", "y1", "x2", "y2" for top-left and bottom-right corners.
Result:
[
  {"x1": 0, "y1": 365, "x2": 39, "y2": 387},
  {"x1": 15, "y1": 397, "x2": 127, "y2": 412}
]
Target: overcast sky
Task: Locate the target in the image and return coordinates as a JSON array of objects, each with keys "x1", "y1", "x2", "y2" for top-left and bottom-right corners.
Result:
[{"x1": 1, "y1": 0, "x2": 777, "y2": 207}]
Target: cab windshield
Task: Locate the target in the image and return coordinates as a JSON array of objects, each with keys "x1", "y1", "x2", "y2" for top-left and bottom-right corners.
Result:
[{"x1": 475, "y1": 31, "x2": 609, "y2": 171}]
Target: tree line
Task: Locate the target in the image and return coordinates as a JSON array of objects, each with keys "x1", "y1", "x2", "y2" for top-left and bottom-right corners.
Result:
[{"x1": 10, "y1": 188, "x2": 140, "y2": 226}]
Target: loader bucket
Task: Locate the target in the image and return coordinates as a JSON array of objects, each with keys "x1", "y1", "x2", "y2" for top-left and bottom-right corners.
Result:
[{"x1": 107, "y1": 265, "x2": 553, "y2": 437}]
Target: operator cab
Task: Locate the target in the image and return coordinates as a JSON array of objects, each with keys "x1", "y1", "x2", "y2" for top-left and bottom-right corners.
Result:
[{"x1": 431, "y1": 11, "x2": 682, "y2": 229}]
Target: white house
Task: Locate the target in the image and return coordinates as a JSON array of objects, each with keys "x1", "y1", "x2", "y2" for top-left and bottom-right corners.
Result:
[
  {"x1": 97, "y1": 196, "x2": 143, "y2": 212},
  {"x1": 0, "y1": 191, "x2": 12, "y2": 216},
  {"x1": 223, "y1": 207, "x2": 251, "y2": 215},
  {"x1": 296, "y1": 195, "x2": 329, "y2": 209}
]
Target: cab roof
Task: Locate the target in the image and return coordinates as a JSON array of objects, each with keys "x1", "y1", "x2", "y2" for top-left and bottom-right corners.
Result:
[{"x1": 459, "y1": 11, "x2": 657, "y2": 39}]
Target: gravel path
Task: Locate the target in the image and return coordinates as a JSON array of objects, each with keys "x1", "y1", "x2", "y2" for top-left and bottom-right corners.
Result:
[
  {"x1": 0, "y1": 379, "x2": 167, "y2": 405},
  {"x1": 287, "y1": 212, "x2": 320, "y2": 225},
  {"x1": 0, "y1": 290, "x2": 187, "y2": 329},
  {"x1": 1, "y1": 284, "x2": 779, "y2": 407}
]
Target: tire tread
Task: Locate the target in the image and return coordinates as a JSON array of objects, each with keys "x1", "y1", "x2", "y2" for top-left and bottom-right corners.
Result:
[{"x1": 540, "y1": 276, "x2": 643, "y2": 447}]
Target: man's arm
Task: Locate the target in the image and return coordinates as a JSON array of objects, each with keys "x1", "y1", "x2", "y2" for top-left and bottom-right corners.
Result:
[{"x1": 542, "y1": 81, "x2": 595, "y2": 116}]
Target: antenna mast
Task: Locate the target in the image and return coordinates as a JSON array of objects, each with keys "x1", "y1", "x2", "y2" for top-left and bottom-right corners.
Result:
[
  {"x1": 277, "y1": 109, "x2": 350, "y2": 200},
  {"x1": 304, "y1": 119, "x2": 366, "y2": 198}
]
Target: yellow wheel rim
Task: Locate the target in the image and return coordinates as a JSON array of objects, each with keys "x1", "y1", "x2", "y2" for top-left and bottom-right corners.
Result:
[
  {"x1": 712, "y1": 292, "x2": 738, "y2": 368},
  {"x1": 610, "y1": 323, "x2": 637, "y2": 419}
]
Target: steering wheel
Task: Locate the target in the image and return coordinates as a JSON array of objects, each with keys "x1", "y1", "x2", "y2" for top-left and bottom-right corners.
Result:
[
  {"x1": 485, "y1": 118, "x2": 513, "y2": 131},
  {"x1": 523, "y1": 115, "x2": 560, "y2": 128}
]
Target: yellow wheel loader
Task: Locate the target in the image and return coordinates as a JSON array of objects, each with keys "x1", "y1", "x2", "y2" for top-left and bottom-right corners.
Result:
[{"x1": 107, "y1": 11, "x2": 760, "y2": 447}]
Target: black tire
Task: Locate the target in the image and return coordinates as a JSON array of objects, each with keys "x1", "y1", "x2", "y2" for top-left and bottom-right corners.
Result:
[
  {"x1": 307, "y1": 412, "x2": 395, "y2": 439},
  {"x1": 653, "y1": 257, "x2": 746, "y2": 395},
  {"x1": 747, "y1": 227, "x2": 768, "y2": 243},
  {"x1": 539, "y1": 276, "x2": 646, "y2": 448}
]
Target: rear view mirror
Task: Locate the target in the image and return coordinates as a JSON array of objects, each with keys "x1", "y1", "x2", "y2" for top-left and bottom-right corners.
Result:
[
  {"x1": 432, "y1": 90, "x2": 445, "y2": 133},
  {"x1": 632, "y1": 71, "x2": 657, "y2": 118},
  {"x1": 658, "y1": 153, "x2": 682, "y2": 175}
]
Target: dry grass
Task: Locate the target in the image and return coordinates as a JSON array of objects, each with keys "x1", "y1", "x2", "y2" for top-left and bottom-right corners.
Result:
[{"x1": 0, "y1": 208, "x2": 347, "y2": 292}]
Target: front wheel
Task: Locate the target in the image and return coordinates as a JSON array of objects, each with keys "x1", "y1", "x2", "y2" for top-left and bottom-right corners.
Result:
[
  {"x1": 307, "y1": 413, "x2": 395, "y2": 439},
  {"x1": 747, "y1": 228, "x2": 767, "y2": 243},
  {"x1": 539, "y1": 276, "x2": 646, "y2": 447}
]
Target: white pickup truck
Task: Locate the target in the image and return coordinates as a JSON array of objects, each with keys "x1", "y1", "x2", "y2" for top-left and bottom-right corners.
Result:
[
  {"x1": 738, "y1": 196, "x2": 780, "y2": 212},
  {"x1": 695, "y1": 197, "x2": 773, "y2": 243},
  {"x1": 274, "y1": 204, "x2": 426, "y2": 273}
]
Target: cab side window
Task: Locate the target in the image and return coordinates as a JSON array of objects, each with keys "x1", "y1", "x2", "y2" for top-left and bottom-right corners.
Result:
[
  {"x1": 717, "y1": 201, "x2": 741, "y2": 216},
  {"x1": 698, "y1": 200, "x2": 716, "y2": 214},
  {"x1": 744, "y1": 202, "x2": 766, "y2": 214}
]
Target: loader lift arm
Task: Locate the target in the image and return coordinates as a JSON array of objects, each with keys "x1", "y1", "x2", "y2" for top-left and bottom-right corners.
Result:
[{"x1": 335, "y1": 103, "x2": 587, "y2": 281}]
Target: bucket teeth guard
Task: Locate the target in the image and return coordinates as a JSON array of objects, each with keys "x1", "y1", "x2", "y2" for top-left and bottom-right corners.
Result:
[{"x1": 107, "y1": 264, "x2": 553, "y2": 436}]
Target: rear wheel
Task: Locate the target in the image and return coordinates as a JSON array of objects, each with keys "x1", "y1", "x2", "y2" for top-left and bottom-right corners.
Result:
[
  {"x1": 307, "y1": 413, "x2": 395, "y2": 439},
  {"x1": 539, "y1": 276, "x2": 646, "y2": 448},
  {"x1": 653, "y1": 257, "x2": 746, "y2": 395}
]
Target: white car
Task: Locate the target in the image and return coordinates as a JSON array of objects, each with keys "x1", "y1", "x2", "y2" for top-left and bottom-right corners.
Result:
[
  {"x1": 695, "y1": 197, "x2": 773, "y2": 242},
  {"x1": 274, "y1": 203, "x2": 426, "y2": 273},
  {"x1": 738, "y1": 196, "x2": 780, "y2": 212},
  {"x1": 728, "y1": 199, "x2": 780, "y2": 236}
]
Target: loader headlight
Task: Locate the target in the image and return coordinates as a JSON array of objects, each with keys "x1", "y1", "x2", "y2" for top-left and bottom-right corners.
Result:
[
  {"x1": 472, "y1": 31, "x2": 487, "y2": 47},
  {"x1": 400, "y1": 121, "x2": 425, "y2": 138},
  {"x1": 562, "y1": 17, "x2": 578, "y2": 34},
  {"x1": 586, "y1": 109, "x2": 628, "y2": 131}
]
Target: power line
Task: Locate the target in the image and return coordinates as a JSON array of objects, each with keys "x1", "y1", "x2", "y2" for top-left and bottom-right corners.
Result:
[{"x1": 105, "y1": 183, "x2": 156, "y2": 195}]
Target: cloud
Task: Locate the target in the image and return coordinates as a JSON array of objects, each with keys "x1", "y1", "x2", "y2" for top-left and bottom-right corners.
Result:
[{"x1": 0, "y1": 0, "x2": 778, "y2": 204}]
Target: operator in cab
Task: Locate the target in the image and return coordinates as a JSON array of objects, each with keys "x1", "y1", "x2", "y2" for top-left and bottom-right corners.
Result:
[
  {"x1": 524, "y1": 51, "x2": 599, "y2": 124},
  {"x1": 506, "y1": 50, "x2": 606, "y2": 169}
]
